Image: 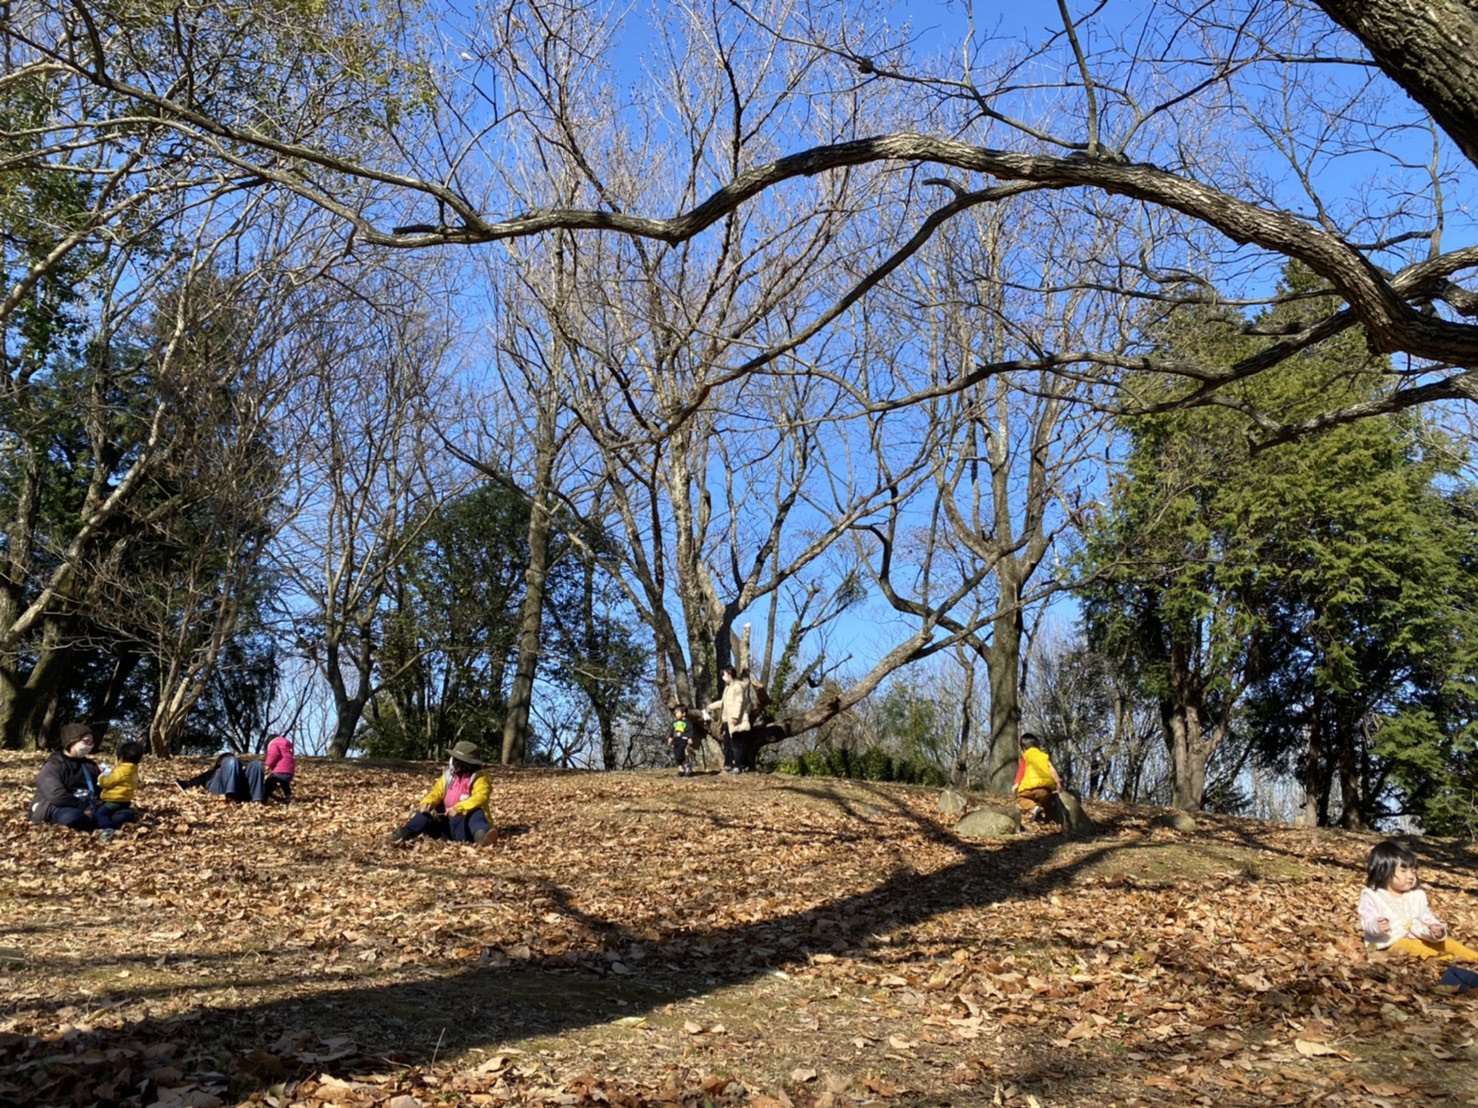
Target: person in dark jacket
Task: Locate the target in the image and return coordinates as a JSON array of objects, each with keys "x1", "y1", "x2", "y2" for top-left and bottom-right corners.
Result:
[{"x1": 28, "y1": 723, "x2": 138, "y2": 839}]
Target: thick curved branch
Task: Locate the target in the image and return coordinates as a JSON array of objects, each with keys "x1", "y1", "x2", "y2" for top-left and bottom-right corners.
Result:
[{"x1": 1314, "y1": 0, "x2": 1478, "y2": 171}]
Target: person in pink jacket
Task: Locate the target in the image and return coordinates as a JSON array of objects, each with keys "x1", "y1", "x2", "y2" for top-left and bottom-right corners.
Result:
[{"x1": 263, "y1": 734, "x2": 296, "y2": 802}]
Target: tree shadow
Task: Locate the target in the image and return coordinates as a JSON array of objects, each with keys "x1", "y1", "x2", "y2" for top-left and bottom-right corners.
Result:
[
  {"x1": 11, "y1": 760, "x2": 1465, "y2": 1105},
  {"x1": 2, "y1": 829, "x2": 1190, "y2": 1105}
]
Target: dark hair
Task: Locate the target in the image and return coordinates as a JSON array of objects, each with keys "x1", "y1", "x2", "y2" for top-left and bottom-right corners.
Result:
[
  {"x1": 1020, "y1": 731, "x2": 1042, "y2": 747},
  {"x1": 117, "y1": 741, "x2": 145, "y2": 764},
  {"x1": 450, "y1": 758, "x2": 478, "y2": 776},
  {"x1": 1366, "y1": 840, "x2": 1418, "y2": 890}
]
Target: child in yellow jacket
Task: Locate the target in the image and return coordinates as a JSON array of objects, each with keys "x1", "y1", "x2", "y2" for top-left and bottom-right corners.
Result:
[
  {"x1": 97, "y1": 741, "x2": 145, "y2": 826},
  {"x1": 1013, "y1": 732, "x2": 1064, "y2": 823}
]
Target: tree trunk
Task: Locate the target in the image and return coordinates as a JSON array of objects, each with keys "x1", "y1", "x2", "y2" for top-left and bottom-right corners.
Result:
[
  {"x1": 597, "y1": 703, "x2": 618, "y2": 770},
  {"x1": 0, "y1": 637, "x2": 72, "y2": 750},
  {"x1": 0, "y1": 449, "x2": 42, "y2": 750},
  {"x1": 501, "y1": 439, "x2": 557, "y2": 765},
  {"x1": 954, "y1": 661, "x2": 975, "y2": 787},
  {"x1": 1160, "y1": 699, "x2": 1210, "y2": 811},
  {"x1": 325, "y1": 620, "x2": 375, "y2": 758},
  {"x1": 983, "y1": 565, "x2": 1026, "y2": 793},
  {"x1": 1336, "y1": 703, "x2": 1371, "y2": 830},
  {"x1": 1298, "y1": 687, "x2": 1324, "y2": 826},
  {"x1": 1315, "y1": 1, "x2": 1478, "y2": 171},
  {"x1": 94, "y1": 648, "x2": 141, "y2": 739}
]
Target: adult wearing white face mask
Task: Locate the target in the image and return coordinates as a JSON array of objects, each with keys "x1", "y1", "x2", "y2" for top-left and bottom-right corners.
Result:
[{"x1": 28, "y1": 722, "x2": 137, "y2": 839}]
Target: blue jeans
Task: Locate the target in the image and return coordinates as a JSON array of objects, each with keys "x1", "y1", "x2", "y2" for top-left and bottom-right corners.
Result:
[
  {"x1": 49, "y1": 804, "x2": 137, "y2": 832},
  {"x1": 96, "y1": 803, "x2": 140, "y2": 829},
  {"x1": 208, "y1": 756, "x2": 266, "y2": 802},
  {"x1": 397, "y1": 808, "x2": 490, "y2": 843},
  {"x1": 49, "y1": 806, "x2": 97, "y2": 832}
]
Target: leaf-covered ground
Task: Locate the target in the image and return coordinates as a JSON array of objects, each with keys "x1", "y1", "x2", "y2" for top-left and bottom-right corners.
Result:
[{"x1": 2, "y1": 754, "x2": 1476, "y2": 1107}]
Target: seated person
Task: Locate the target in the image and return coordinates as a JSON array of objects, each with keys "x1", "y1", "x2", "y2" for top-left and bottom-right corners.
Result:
[
  {"x1": 97, "y1": 740, "x2": 146, "y2": 824},
  {"x1": 29, "y1": 723, "x2": 139, "y2": 840},
  {"x1": 392, "y1": 741, "x2": 496, "y2": 846}
]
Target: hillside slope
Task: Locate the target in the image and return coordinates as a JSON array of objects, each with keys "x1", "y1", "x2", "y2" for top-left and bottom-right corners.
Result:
[{"x1": 1, "y1": 755, "x2": 1476, "y2": 1106}]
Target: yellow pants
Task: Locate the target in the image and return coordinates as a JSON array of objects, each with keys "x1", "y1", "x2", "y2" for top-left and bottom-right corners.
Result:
[{"x1": 1386, "y1": 936, "x2": 1478, "y2": 961}]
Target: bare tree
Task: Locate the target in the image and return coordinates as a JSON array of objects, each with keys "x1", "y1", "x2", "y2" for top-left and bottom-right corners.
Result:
[
  {"x1": 273, "y1": 267, "x2": 470, "y2": 758},
  {"x1": 461, "y1": 0, "x2": 932, "y2": 725},
  {"x1": 0, "y1": 184, "x2": 331, "y2": 748},
  {"x1": 857, "y1": 183, "x2": 1123, "y2": 790},
  {"x1": 87, "y1": 271, "x2": 295, "y2": 755},
  {"x1": 1312, "y1": 0, "x2": 1478, "y2": 169},
  {"x1": 457, "y1": 233, "x2": 596, "y2": 765},
  {"x1": 9, "y1": 0, "x2": 1478, "y2": 436}
]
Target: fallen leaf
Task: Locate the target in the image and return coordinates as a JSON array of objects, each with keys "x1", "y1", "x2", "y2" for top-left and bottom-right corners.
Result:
[{"x1": 1294, "y1": 1039, "x2": 1346, "y2": 1059}]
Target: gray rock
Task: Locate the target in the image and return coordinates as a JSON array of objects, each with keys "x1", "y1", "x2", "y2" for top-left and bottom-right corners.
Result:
[
  {"x1": 1153, "y1": 811, "x2": 1198, "y2": 832},
  {"x1": 1048, "y1": 791, "x2": 1095, "y2": 837},
  {"x1": 955, "y1": 807, "x2": 1020, "y2": 840},
  {"x1": 938, "y1": 788, "x2": 968, "y2": 815}
]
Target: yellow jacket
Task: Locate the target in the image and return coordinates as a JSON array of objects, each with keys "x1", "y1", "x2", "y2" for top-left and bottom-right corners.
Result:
[
  {"x1": 421, "y1": 768, "x2": 492, "y2": 818},
  {"x1": 1015, "y1": 746, "x2": 1057, "y2": 792},
  {"x1": 98, "y1": 762, "x2": 139, "y2": 804}
]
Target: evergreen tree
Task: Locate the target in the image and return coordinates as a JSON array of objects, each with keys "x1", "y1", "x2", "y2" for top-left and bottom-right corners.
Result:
[
  {"x1": 1079, "y1": 264, "x2": 1478, "y2": 821},
  {"x1": 359, "y1": 482, "x2": 645, "y2": 762}
]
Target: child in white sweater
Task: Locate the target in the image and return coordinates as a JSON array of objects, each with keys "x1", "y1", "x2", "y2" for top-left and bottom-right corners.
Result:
[{"x1": 1358, "y1": 841, "x2": 1477, "y2": 961}]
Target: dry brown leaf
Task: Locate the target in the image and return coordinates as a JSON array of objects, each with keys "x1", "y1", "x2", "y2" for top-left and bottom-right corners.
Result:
[{"x1": 1294, "y1": 1039, "x2": 1348, "y2": 1059}]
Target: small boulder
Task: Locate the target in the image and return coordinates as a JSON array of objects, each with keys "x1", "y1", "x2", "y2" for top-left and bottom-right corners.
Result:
[
  {"x1": 1153, "y1": 811, "x2": 1198, "y2": 832},
  {"x1": 1048, "y1": 791, "x2": 1095, "y2": 837},
  {"x1": 955, "y1": 807, "x2": 1020, "y2": 840},
  {"x1": 938, "y1": 788, "x2": 968, "y2": 815}
]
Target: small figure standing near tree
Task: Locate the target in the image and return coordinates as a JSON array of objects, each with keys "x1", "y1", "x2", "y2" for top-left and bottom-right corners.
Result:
[
  {"x1": 708, "y1": 665, "x2": 752, "y2": 774},
  {"x1": 671, "y1": 705, "x2": 695, "y2": 776}
]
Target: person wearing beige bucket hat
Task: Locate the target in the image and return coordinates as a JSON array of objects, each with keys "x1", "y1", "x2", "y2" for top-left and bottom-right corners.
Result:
[{"x1": 391, "y1": 740, "x2": 497, "y2": 846}]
